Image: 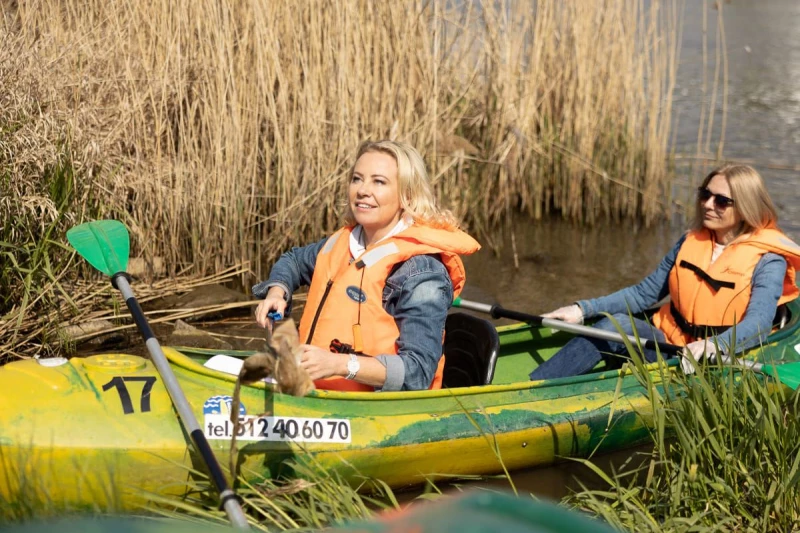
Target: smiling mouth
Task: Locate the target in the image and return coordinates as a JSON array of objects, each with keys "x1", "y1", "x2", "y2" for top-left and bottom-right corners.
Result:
[{"x1": 355, "y1": 203, "x2": 375, "y2": 209}]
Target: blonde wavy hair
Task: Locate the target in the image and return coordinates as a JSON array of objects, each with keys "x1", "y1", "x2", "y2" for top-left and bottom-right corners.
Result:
[
  {"x1": 343, "y1": 140, "x2": 459, "y2": 229},
  {"x1": 691, "y1": 164, "x2": 779, "y2": 235}
]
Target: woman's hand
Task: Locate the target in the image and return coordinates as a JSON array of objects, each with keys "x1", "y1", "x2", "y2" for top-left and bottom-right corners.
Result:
[
  {"x1": 299, "y1": 344, "x2": 346, "y2": 380},
  {"x1": 680, "y1": 338, "x2": 718, "y2": 374},
  {"x1": 255, "y1": 286, "x2": 288, "y2": 329},
  {"x1": 542, "y1": 304, "x2": 584, "y2": 324}
]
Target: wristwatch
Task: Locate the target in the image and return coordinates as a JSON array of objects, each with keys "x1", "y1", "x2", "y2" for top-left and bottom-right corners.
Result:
[{"x1": 345, "y1": 353, "x2": 360, "y2": 380}]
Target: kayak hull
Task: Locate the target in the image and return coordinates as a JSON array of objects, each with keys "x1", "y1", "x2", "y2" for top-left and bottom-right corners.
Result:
[{"x1": 2, "y1": 305, "x2": 799, "y2": 508}]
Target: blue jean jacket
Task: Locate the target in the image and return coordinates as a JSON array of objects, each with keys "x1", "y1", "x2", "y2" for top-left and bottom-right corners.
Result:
[
  {"x1": 577, "y1": 233, "x2": 787, "y2": 353},
  {"x1": 252, "y1": 236, "x2": 453, "y2": 391}
]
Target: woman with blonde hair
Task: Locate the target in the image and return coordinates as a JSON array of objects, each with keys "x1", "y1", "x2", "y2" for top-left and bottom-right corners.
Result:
[
  {"x1": 253, "y1": 140, "x2": 480, "y2": 391},
  {"x1": 530, "y1": 164, "x2": 800, "y2": 379}
]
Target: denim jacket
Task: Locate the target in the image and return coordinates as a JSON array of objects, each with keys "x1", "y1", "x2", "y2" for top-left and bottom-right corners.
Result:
[
  {"x1": 577, "y1": 233, "x2": 788, "y2": 353},
  {"x1": 252, "y1": 236, "x2": 453, "y2": 391}
]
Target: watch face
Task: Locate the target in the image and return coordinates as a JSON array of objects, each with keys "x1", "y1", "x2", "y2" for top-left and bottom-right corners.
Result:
[{"x1": 346, "y1": 354, "x2": 360, "y2": 379}]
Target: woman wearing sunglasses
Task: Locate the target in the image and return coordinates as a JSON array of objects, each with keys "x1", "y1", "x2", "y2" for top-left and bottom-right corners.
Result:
[{"x1": 530, "y1": 164, "x2": 800, "y2": 379}]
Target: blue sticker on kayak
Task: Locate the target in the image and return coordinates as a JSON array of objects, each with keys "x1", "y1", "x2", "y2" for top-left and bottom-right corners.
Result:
[
  {"x1": 345, "y1": 285, "x2": 367, "y2": 303},
  {"x1": 203, "y1": 395, "x2": 246, "y2": 416}
]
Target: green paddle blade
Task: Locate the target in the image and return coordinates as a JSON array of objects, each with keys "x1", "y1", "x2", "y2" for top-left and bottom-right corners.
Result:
[
  {"x1": 67, "y1": 220, "x2": 130, "y2": 276},
  {"x1": 763, "y1": 362, "x2": 800, "y2": 391}
]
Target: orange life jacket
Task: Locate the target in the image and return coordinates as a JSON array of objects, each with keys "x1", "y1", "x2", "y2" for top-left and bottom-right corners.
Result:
[
  {"x1": 652, "y1": 227, "x2": 800, "y2": 345},
  {"x1": 299, "y1": 223, "x2": 481, "y2": 391}
]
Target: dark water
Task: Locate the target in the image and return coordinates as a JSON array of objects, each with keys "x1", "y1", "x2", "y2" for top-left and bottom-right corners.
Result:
[
  {"x1": 461, "y1": 218, "x2": 682, "y2": 316},
  {"x1": 672, "y1": 0, "x2": 800, "y2": 238},
  {"x1": 459, "y1": 0, "x2": 800, "y2": 500}
]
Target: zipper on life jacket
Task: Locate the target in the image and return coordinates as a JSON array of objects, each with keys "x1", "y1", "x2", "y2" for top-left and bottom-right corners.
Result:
[
  {"x1": 351, "y1": 266, "x2": 366, "y2": 352},
  {"x1": 305, "y1": 279, "x2": 333, "y2": 344}
]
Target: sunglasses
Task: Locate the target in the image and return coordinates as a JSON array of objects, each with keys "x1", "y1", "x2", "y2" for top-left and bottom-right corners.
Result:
[{"x1": 697, "y1": 187, "x2": 735, "y2": 210}]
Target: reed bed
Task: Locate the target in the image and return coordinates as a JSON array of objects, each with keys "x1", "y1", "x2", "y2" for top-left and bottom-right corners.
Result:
[
  {"x1": 566, "y1": 357, "x2": 800, "y2": 532},
  {"x1": 3, "y1": 0, "x2": 682, "y2": 274},
  {"x1": 2, "y1": 1, "x2": 682, "y2": 355}
]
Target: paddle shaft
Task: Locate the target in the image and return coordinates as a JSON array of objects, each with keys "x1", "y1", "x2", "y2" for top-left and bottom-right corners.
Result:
[
  {"x1": 114, "y1": 274, "x2": 250, "y2": 529},
  {"x1": 453, "y1": 298, "x2": 774, "y2": 372},
  {"x1": 454, "y1": 298, "x2": 686, "y2": 356}
]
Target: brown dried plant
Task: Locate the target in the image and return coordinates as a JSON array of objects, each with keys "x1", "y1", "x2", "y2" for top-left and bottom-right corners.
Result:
[
  {"x1": 2, "y1": 1, "x2": 704, "y2": 357},
  {"x1": 4, "y1": 1, "x2": 684, "y2": 278}
]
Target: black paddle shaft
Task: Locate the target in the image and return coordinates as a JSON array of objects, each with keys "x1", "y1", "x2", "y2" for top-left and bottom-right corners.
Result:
[
  {"x1": 112, "y1": 273, "x2": 250, "y2": 529},
  {"x1": 486, "y1": 304, "x2": 685, "y2": 357}
]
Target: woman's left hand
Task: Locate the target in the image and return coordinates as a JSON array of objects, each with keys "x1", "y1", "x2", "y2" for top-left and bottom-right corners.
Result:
[{"x1": 298, "y1": 344, "x2": 346, "y2": 380}]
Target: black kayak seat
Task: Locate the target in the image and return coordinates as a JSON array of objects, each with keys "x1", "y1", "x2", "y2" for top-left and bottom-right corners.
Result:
[
  {"x1": 442, "y1": 312, "x2": 500, "y2": 388},
  {"x1": 774, "y1": 303, "x2": 790, "y2": 330}
]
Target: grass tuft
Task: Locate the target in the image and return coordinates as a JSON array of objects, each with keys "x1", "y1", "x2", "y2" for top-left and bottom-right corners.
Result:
[{"x1": 565, "y1": 354, "x2": 800, "y2": 532}]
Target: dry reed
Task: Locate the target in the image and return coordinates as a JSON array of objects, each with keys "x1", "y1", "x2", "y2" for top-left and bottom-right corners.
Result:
[
  {"x1": 0, "y1": 262, "x2": 250, "y2": 360},
  {"x1": 2, "y1": 1, "x2": 684, "y2": 356},
  {"x1": 4, "y1": 0, "x2": 682, "y2": 277}
]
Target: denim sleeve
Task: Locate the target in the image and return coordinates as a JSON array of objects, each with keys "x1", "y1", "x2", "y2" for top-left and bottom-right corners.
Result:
[
  {"x1": 578, "y1": 234, "x2": 687, "y2": 318},
  {"x1": 708, "y1": 253, "x2": 786, "y2": 353},
  {"x1": 251, "y1": 236, "x2": 328, "y2": 313},
  {"x1": 376, "y1": 254, "x2": 453, "y2": 392}
]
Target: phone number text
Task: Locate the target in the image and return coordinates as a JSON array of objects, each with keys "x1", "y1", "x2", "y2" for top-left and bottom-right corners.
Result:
[{"x1": 204, "y1": 414, "x2": 351, "y2": 443}]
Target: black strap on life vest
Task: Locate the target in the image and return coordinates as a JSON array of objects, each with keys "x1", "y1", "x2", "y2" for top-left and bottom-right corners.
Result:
[
  {"x1": 679, "y1": 260, "x2": 736, "y2": 292},
  {"x1": 669, "y1": 302, "x2": 729, "y2": 338}
]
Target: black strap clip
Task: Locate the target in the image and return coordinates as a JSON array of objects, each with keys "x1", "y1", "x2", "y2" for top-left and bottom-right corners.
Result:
[
  {"x1": 330, "y1": 339, "x2": 355, "y2": 354},
  {"x1": 679, "y1": 260, "x2": 735, "y2": 293}
]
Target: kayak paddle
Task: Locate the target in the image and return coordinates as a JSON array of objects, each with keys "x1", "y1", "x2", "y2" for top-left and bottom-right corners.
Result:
[
  {"x1": 453, "y1": 296, "x2": 800, "y2": 390},
  {"x1": 67, "y1": 220, "x2": 250, "y2": 529},
  {"x1": 453, "y1": 297, "x2": 683, "y2": 356}
]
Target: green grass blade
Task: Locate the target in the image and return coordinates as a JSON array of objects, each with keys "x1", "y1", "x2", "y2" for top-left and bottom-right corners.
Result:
[{"x1": 66, "y1": 220, "x2": 130, "y2": 276}]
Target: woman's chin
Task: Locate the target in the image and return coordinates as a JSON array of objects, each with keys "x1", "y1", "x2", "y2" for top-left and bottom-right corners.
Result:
[{"x1": 354, "y1": 215, "x2": 376, "y2": 229}]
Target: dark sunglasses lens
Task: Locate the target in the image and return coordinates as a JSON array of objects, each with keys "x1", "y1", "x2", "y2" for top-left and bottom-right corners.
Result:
[
  {"x1": 714, "y1": 195, "x2": 734, "y2": 209},
  {"x1": 697, "y1": 187, "x2": 733, "y2": 209}
]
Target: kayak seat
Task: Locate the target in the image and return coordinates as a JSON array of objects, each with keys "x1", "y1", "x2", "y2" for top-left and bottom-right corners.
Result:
[
  {"x1": 773, "y1": 303, "x2": 790, "y2": 330},
  {"x1": 442, "y1": 312, "x2": 500, "y2": 388}
]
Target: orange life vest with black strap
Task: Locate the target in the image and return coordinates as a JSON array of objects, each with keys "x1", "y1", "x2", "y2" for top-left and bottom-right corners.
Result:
[
  {"x1": 299, "y1": 223, "x2": 481, "y2": 391},
  {"x1": 652, "y1": 226, "x2": 800, "y2": 345}
]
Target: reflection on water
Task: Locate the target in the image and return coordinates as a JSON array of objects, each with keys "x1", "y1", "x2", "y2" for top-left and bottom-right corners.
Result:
[
  {"x1": 461, "y1": 0, "x2": 800, "y2": 498},
  {"x1": 462, "y1": 218, "x2": 683, "y2": 316}
]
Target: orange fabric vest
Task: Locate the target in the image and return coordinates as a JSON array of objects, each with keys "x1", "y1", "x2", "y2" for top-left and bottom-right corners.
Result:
[
  {"x1": 652, "y1": 227, "x2": 800, "y2": 345},
  {"x1": 299, "y1": 223, "x2": 481, "y2": 391}
]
